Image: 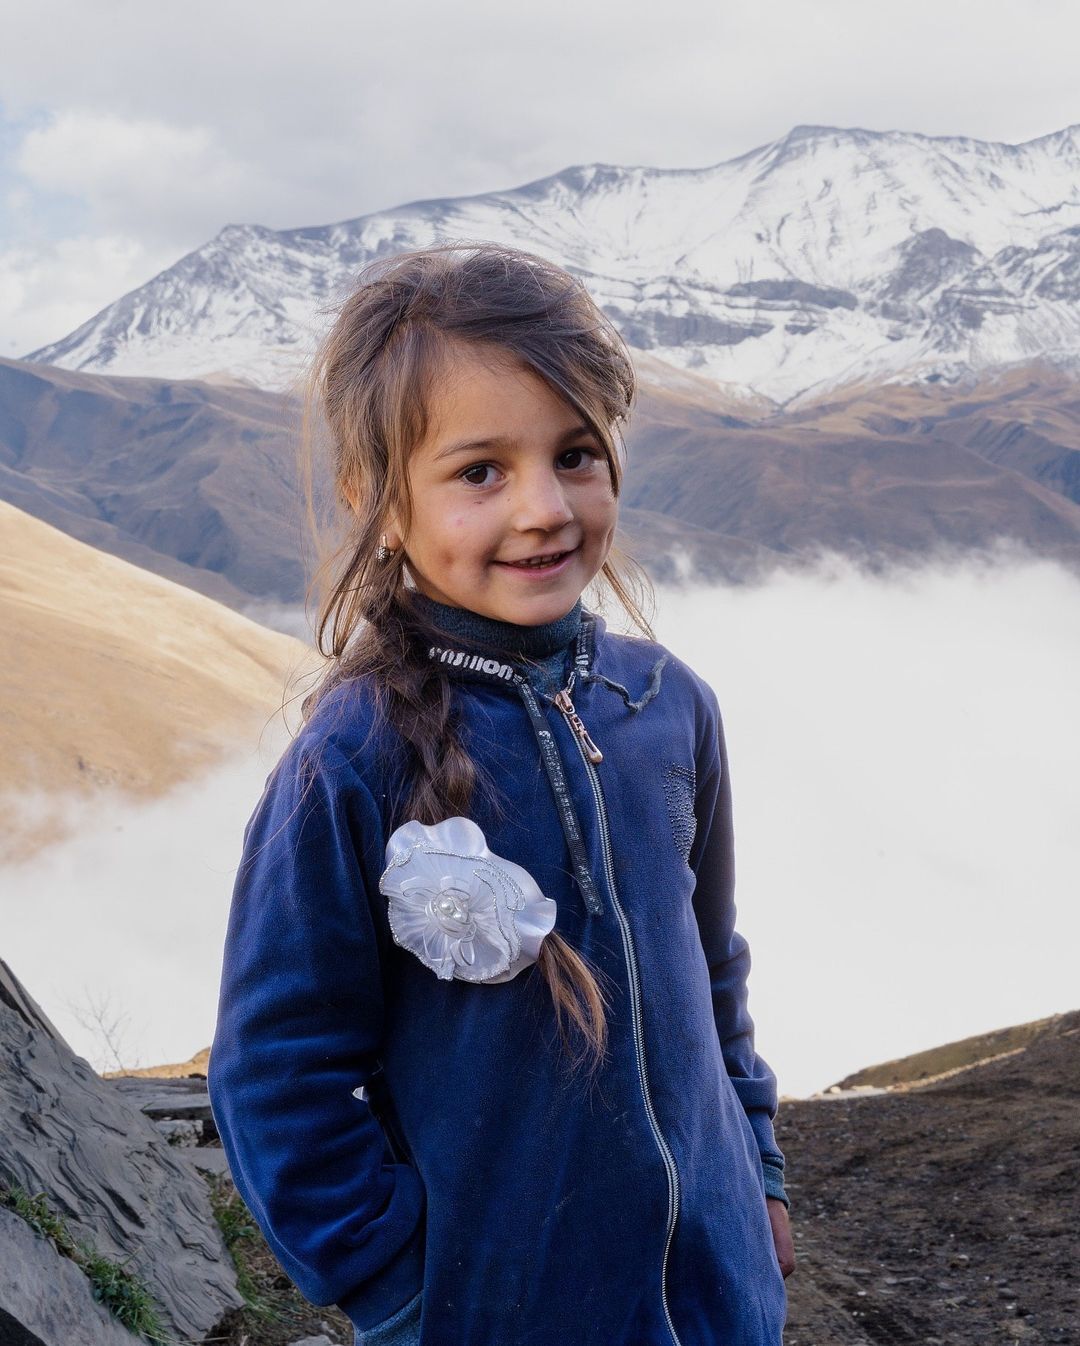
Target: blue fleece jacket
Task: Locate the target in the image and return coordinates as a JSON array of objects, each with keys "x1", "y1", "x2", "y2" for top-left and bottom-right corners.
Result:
[{"x1": 208, "y1": 601, "x2": 788, "y2": 1345}]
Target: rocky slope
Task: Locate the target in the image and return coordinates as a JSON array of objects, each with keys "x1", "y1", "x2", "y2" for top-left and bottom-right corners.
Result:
[
  {"x1": 0, "y1": 958, "x2": 243, "y2": 1345},
  {"x1": 828, "y1": 1012, "x2": 1067, "y2": 1091}
]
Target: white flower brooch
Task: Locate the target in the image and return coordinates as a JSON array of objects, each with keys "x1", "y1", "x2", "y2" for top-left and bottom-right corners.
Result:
[{"x1": 378, "y1": 817, "x2": 557, "y2": 983}]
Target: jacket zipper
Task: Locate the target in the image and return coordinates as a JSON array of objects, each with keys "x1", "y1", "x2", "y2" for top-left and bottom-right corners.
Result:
[
  {"x1": 553, "y1": 688, "x2": 604, "y2": 763},
  {"x1": 556, "y1": 688, "x2": 684, "y2": 1346}
]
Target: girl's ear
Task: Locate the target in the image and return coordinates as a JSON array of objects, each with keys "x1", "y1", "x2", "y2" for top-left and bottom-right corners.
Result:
[
  {"x1": 341, "y1": 483, "x2": 402, "y2": 550},
  {"x1": 382, "y1": 511, "x2": 404, "y2": 552}
]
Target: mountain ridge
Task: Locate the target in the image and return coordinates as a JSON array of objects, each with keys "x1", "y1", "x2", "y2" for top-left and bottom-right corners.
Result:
[
  {"x1": 5, "y1": 354, "x2": 1080, "y2": 624},
  {"x1": 25, "y1": 122, "x2": 1080, "y2": 404}
]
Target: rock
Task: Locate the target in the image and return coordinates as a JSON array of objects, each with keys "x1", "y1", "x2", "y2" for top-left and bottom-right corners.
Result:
[
  {"x1": 0, "y1": 1204, "x2": 136, "y2": 1346},
  {"x1": 0, "y1": 957, "x2": 243, "y2": 1343},
  {"x1": 107, "y1": 1076, "x2": 216, "y2": 1121},
  {"x1": 181, "y1": 1146, "x2": 232, "y2": 1177},
  {"x1": 153, "y1": 1118, "x2": 203, "y2": 1146},
  {"x1": 289, "y1": 1337, "x2": 338, "y2": 1346}
]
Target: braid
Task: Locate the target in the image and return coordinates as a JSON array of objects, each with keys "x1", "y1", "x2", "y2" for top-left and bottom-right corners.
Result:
[{"x1": 301, "y1": 583, "x2": 618, "y2": 1078}]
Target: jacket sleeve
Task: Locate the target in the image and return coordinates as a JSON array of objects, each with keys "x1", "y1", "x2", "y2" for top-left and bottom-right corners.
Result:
[
  {"x1": 207, "y1": 735, "x2": 426, "y2": 1327},
  {"x1": 688, "y1": 684, "x2": 790, "y2": 1209}
]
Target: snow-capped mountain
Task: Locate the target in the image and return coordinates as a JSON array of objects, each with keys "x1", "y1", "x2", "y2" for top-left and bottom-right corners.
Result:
[{"x1": 26, "y1": 123, "x2": 1080, "y2": 406}]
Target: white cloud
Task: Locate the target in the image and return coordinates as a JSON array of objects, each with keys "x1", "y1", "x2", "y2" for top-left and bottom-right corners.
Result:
[
  {"x1": 1, "y1": 0, "x2": 1078, "y2": 352},
  {"x1": 3, "y1": 552, "x2": 1078, "y2": 1095},
  {"x1": 15, "y1": 111, "x2": 242, "y2": 240},
  {"x1": 3, "y1": 724, "x2": 292, "y2": 1074},
  {"x1": 0, "y1": 233, "x2": 178, "y2": 355},
  {"x1": 652, "y1": 550, "x2": 1080, "y2": 1096},
  {"x1": 4, "y1": 3, "x2": 1080, "y2": 242}
]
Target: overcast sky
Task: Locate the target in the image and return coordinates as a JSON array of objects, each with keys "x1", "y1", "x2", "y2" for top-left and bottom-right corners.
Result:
[{"x1": 2, "y1": 0, "x2": 1079, "y2": 354}]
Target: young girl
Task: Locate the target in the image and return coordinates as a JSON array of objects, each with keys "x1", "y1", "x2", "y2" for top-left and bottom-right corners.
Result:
[{"x1": 208, "y1": 241, "x2": 795, "y2": 1346}]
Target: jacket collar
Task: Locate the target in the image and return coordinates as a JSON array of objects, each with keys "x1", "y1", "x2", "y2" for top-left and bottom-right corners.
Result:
[
  {"x1": 420, "y1": 605, "x2": 607, "y2": 917},
  {"x1": 424, "y1": 610, "x2": 602, "y2": 689},
  {"x1": 410, "y1": 591, "x2": 584, "y2": 661}
]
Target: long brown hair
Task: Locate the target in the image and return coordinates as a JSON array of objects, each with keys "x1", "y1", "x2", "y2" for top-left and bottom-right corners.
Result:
[{"x1": 297, "y1": 240, "x2": 655, "y2": 1078}]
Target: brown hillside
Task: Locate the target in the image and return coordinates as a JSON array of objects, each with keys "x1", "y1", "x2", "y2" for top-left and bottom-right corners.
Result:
[
  {"x1": 103, "y1": 1047, "x2": 210, "y2": 1080},
  {"x1": 5, "y1": 355, "x2": 1080, "y2": 605},
  {"x1": 0, "y1": 499, "x2": 318, "y2": 862},
  {"x1": 828, "y1": 1013, "x2": 1064, "y2": 1091}
]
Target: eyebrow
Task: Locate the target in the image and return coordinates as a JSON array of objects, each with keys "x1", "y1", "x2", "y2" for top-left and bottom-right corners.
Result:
[{"x1": 431, "y1": 423, "x2": 596, "y2": 463}]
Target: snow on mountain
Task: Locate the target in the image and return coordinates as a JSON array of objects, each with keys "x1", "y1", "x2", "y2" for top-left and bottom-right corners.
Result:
[{"x1": 25, "y1": 123, "x2": 1080, "y2": 406}]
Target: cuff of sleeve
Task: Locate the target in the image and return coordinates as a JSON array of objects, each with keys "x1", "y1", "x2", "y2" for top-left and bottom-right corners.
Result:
[
  {"x1": 743, "y1": 1104, "x2": 782, "y2": 1162},
  {"x1": 336, "y1": 1219, "x2": 426, "y2": 1330},
  {"x1": 761, "y1": 1159, "x2": 790, "y2": 1209}
]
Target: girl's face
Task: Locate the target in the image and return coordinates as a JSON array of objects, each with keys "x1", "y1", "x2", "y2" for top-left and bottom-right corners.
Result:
[{"x1": 385, "y1": 340, "x2": 619, "y2": 627}]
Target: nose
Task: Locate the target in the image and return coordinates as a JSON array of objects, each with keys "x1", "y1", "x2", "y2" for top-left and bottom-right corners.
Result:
[{"x1": 510, "y1": 463, "x2": 574, "y2": 534}]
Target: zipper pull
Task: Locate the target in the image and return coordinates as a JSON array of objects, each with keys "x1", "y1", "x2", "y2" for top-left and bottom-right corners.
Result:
[{"x1": 554, "y1": 688, "x2": 604, "y2": 765}]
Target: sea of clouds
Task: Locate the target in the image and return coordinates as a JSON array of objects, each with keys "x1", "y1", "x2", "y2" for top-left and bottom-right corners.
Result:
[{"x1": 4, "y1": 548, "x2": 1078, "y2": 1097}]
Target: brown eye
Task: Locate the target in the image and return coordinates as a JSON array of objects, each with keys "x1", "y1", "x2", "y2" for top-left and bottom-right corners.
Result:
[
  {"x1": 558, "y1": 446, "x2": 595, "y2": 470},
  {"x1": 461, "y1": 463, "x2": 495, "y2": 486}
]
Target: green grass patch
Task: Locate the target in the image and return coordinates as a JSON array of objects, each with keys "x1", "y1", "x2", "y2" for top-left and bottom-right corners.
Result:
[
  {"x1": 202, "y1": 1170, "x2": 354, "y2": 1346},
  {"x1": 0, "y1": 1183, "x2": 171, "y2": 1343},
  {"x1": 205, "y1": 1172, "x2": 290, "y2": 1323}
]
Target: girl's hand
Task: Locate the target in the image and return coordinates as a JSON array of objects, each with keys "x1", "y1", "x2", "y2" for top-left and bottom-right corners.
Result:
[{"x1": 766, "y1": 1197, "x2": 796, "y2": 1278}]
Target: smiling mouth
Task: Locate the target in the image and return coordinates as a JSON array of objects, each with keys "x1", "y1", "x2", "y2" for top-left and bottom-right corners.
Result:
[{"x1": 498, "y1": 546, "x2": 576, "y2": 568}]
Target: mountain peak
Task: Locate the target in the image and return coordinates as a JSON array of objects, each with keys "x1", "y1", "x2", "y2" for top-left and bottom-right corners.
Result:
[
  {"x1": 783, "y1": 123, "x2": 849, "y2": 140},
  {"x1": 24, "y1": 121, "x2": 1080, "y2": 403}
]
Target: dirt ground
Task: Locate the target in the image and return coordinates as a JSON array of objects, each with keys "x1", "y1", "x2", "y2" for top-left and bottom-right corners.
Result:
[
  {"x1": 777, "y1": 1012, "x2": 1079, "y2": 1345},
  {"x1": 198, "y1": 1011, "x2": 1078, "y2": 1345}
]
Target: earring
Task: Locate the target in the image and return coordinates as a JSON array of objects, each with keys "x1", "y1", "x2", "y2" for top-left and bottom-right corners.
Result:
[{"x1": 376, "y1": 534, "x2": 396, "y2": 563}]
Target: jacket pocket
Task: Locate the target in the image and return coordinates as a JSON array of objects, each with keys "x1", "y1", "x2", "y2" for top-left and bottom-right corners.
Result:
[
  {"x1": 366, "y1": 1063, "x2": 414, "y2": 1166},
  {"x1": 353, "y1": 1288, "x2": 423, "y2": 1345}
]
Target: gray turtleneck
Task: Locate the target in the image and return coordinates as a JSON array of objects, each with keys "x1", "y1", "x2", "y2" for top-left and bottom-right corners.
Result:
[{"x1": 410, "y1": 591, "x2": 582, "y2": 698}]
